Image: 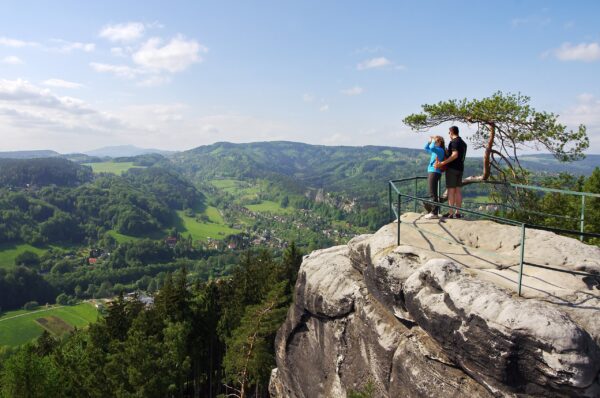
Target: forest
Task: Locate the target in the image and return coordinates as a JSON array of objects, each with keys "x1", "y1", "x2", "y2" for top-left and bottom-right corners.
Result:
[{"x1": 0, "y1": 246, "x2": 302, "y2": 398}]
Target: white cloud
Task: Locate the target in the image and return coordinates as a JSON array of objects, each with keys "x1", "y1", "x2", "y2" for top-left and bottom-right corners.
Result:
[
  {"x1": 111, "y1": 47, "x2": 125, "y2": 57},
  {"x1": 0, "y1": 36, "x2": 94, "y2": 54},
  {"x1": 137, "y1": 75, "x2": 171, "y2": 87},
  {"x1": 48, "y1": 40, "x2": 95, "y2": 53},
  {"x1": 90, "y1": 62, "x2": 144, "y2": 79},
  {"x1": 99, "y1": 22, "x2": 146, "y2": 42},
  {"x1": 113, "y1": 108, "x2": 288, "y2": 149},
  {"x1": 561, "y1": 94, "x2": 600, "y2": 152},
  {"x1": 132, "y1": 35, "x2": 207, "y2": 73},
  {"x1": 319, "y1": 104, "x2": 329, "y2": 112},
  {"x1": 341, "y1": 86, "x2": 364, "y2": 96},
  {"x1": 42, "y1": 79, "x2": 84, "y2": 89},
  {"x1": 2, "y1": 56, "x2": 23, "y2": 65},
  {"x1": 357, "y1": 57, "x2": 391, "y2": 70},
  {"x1": 302, "y1": 93, "x2": 315, "y2": 102},
  {"x1": 551, "y1": 42, "x2": 600, "y2": 62},
  {"x1": 0, "y1": 36, "x2": 38, "y2": 48},
  {"x1": 0, "y1": 79, "x2": 126, "y2": 146}
]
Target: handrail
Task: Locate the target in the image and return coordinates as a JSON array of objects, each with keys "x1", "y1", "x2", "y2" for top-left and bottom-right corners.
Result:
[
  {"x1": 388, "y1": 176, "x2": 600, "y2": 297},
  {"x1": 510, "y1": 183, "x2": 600, "y2": 198}
]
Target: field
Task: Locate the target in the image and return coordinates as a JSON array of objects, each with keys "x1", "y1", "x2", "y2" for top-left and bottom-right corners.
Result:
[
  {"x1": 176, "y1": 206, "x2": 240, "y2": 241},
  {"x1": 83, "y1": 161, "x2": 145, "y2": 175},
  {"x1": 246, "y1": 200, "x2": 293, "y2": 215},
  {"x1": 107, "y1": 229, "x2": 143, "y2": 243},
  {"x1": 0, "y1": 243, "x2": 46, "y2": 269},
  {"x1": 210, "y1": 179, "x2": 262, "y2": 200},
  {"x1": 0, "y1": 302, "x2": 99, "y2": 347}
]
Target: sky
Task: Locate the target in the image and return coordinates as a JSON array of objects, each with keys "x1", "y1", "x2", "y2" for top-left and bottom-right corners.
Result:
[{"x1": 0, "y1": 0, "x2": 599, "y2": 154}]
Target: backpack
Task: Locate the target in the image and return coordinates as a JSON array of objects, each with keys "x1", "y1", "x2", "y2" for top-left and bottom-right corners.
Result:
[{"x1": 436, "y1": 151, "x2": 448, "y2": 172}]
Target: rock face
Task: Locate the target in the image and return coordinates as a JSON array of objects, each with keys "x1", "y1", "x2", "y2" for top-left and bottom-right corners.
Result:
[{"x1": 269, "y1": 213, "x2": 600, "y2": 397}]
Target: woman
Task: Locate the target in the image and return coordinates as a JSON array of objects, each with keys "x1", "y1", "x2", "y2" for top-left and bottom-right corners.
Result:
[{"x1": 423, "y1": 135, "x2": 445, "y2": 219}]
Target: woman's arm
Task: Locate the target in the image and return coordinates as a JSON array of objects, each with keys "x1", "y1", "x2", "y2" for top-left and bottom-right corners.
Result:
[{"x1": 424, "y1": 138, "x2": 434, "y2": 153}]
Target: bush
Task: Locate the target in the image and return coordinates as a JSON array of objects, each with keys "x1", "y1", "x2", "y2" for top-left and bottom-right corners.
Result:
[
  {"x1": 56, "y1": 293, "x2": 70, "y2": 305},
  {"x1": 14, "y1": 251, "x2": 40, "y2": 268},
  {"x1": 23, "y1": 301, "x2": 39, "y2": 310}
]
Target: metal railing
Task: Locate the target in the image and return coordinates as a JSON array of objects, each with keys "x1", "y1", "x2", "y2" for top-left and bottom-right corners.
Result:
[{"x1": 388, "y1": 176, "x2": 600, "y2": 296}]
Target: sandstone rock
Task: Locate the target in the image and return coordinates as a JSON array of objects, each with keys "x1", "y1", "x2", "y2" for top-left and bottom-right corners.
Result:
[
  {"x1": 404, "y1": 259, "x2": 600, "y2": 396},
  {"x1": 270, "y1": 213, "x2": 600, "y2": 397}
]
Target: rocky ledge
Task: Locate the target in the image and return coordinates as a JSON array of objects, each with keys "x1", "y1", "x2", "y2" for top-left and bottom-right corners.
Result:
[{"x1": 269, "y1": 212, "x2": 600, "y2": 397}]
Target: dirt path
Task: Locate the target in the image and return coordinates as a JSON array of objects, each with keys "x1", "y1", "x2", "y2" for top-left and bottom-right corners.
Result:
[{"x1": 0, "y1": 306, "x2": 64, "y2": 323}]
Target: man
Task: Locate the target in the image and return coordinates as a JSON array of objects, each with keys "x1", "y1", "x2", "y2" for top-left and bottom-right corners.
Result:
[{"x1": 436, "y1": 126, "x2": 467, "y2": 218}]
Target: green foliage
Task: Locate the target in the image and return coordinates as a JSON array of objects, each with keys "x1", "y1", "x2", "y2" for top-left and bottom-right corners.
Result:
[
  {"x1": 404, "y1": 91, "x2": 589, "y2": 181},
  {"x1": 22, "y1": 301, "x2": 38, "y2": 311},
  {"x1": 0, "y1": 345, "x2": 62, "y2": 398},
  {"x1": 0, "y1": 266, "x2": 56, "y2": 311},
  {"x1": 0, "y1": 249, "x2": 297, "y2": 397},
  {"x1": 55, "y1": 293, "x2": 70, "y2": 306},
  {"x1": 14, "y1": 250, "x2": 40, "y2": 268},
  {"x1": 0, "y1": 158, "x2": 92, "y2": 188},
  {"x1": 348, "y1": 381, "x2": 375, "y2": 398},
  {"x1": 222, "y1": 282, "x2": 289, "y2": 396},
  {"x1": 0, "y1": 166, "x2": 205, "y2": 246}
]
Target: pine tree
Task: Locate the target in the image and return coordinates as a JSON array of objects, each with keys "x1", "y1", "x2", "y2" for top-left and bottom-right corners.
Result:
[{"x1": 223, "y1": 282, "x2": 289, "y2": 398}]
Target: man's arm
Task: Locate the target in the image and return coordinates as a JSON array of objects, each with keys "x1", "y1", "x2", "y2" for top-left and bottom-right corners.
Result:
[{"x1": 437, "y1": 150, "x2": 458, "y2": 167}]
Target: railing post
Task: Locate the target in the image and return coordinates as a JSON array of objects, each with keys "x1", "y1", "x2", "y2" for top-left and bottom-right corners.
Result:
[
  {"x1": 388, "y1": 182, "x2": 392, "y2": 222},
  {"x1": 397, "y1": 193, "x2": 401, "y2": 246},
  {"x1": 518, "y1": 223, "x2": 526, "y2": 296},
  {"x1": 414, "y1": 178, "x2": 418, "y2": 212},
  {"x1": 580, "y1": 195, "x2": 585, "y2": 242}
]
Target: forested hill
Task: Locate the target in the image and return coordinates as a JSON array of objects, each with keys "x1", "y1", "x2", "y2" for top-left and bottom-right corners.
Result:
[
  {"x1": 0, "y1": 158, "x2": 93, "y2": 187},
  {"x1": 0, "y1": 150, "x2": 59, "y2": 159},
  {"x1": 172, "y1": 141, "x2": 482, "y2": 199},
  {"x1": 520, "y1": 153, "x2": 600, "y2": 175}
]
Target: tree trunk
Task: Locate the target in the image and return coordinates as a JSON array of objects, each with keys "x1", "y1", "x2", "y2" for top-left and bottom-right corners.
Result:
[{"x1": 482, "y1": 123, "x2": 495, "y2": 181}]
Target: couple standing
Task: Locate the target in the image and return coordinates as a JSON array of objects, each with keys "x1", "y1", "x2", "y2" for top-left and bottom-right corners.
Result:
[{"x1": 423, "y1": 126, "x2": 467, "y2": 220}]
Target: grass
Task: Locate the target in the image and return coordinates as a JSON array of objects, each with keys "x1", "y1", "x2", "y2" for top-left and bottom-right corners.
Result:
[
  {"x1": 107, "y1": 230, "x2": 142, "y2": 243},
  {"x1": 210, "y1": 179, "x2": 242, "y2": 191},
  {"x1": 246, "y1": 200, "x2": 292, "y2": 215},
  {"x1": 175, "y1": 206, "x2": 240, "y2": 241},
  {"x1": 83, "y1": 161, "x2": 145, "y2": 175},
  {"x1": 0, "y1": 302, "x2": 99, "y2": 347},
  {"x1": 210, "y1": 179, "x2": 262, "y2": 200},
  {"x1": 0, "y1": 243, "x2": 46, "y2": 269}
]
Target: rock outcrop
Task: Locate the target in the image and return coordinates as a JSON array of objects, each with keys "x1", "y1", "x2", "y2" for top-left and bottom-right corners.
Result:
[{"x1": 270, "y1": 212, "x2": 600, "y2": 397}]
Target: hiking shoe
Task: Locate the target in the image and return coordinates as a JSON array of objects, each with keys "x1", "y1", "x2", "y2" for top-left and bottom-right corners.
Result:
[
  {"x1": 424, "y1": 213, "x2": 439, "y2": 220},
  {"x1": 454, "y1": 213, "x2": 463, "y2": 219}
]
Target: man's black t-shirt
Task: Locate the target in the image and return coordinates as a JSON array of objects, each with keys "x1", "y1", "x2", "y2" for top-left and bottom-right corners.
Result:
[{"x1": 447, "y1": 137, "x2": 467, "y2": 172}]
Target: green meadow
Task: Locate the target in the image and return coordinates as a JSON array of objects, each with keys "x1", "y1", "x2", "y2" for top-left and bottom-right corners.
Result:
[
  {"x1": 0, "y1": 302, "x2": 99, "y2": 347},
  {"x1": 107, "y1": 229, "x2": 143, "y2": 243},
  {"x1": 0, "y1": 243, "x2": 47, "y2": 269},
  {"x1": 210, "y1": 179, "x2": 262, "y2": 200},
  {"x1": 176, "y1": 206, "x2": 240, "y2": 241},
  {"x1": 84, "y1": 161, "x2": 145, "y2": 175},
  {"x1": 245, "y1": 200, "x2": 292, "y2": 215}
]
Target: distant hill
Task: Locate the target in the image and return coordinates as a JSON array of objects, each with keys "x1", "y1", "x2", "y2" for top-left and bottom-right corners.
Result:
[
  {"x1": 60, "y1": 153, "x2": 104, "y2": 163},
  {"x1": 172, "y1": 141, "x2": 483, "y2": 200},
  {"x1": 520, "y1": 153, "x2": 600, "y2": 175},
  {"x1": 0, "y1": 150, "x2": 60, "y2": 159},
  {"x1": 85, "y1": 145, "x2": 175, "y2": 158},
  {"x1": 0, "y1": 158, "x2": 93, "y2": 187}
]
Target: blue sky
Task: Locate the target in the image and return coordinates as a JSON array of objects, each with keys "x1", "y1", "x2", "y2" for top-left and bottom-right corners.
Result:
[{"x1": 0, "y1": 0, "x2": 599, "y2": 153}]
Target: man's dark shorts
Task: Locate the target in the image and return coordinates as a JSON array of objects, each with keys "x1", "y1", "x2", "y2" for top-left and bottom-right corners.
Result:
[{"x1": 446, "y1": 168, "x2": 463, "y2": 188}]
